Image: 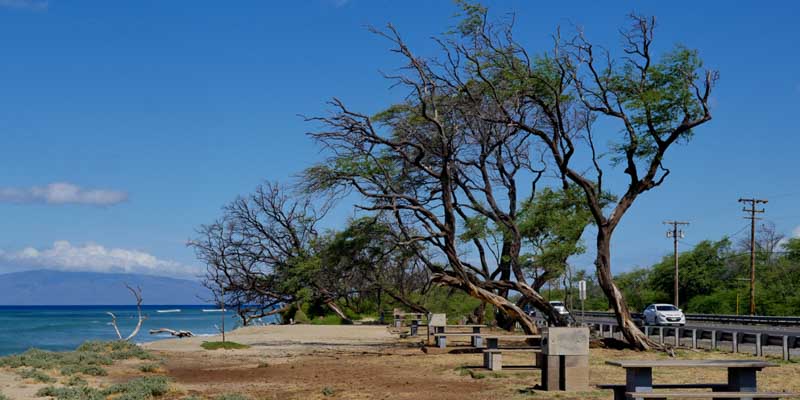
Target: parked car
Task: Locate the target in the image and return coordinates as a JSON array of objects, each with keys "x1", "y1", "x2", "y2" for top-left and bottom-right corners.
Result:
[{"x1": 643, "y1": 303, "x2": 686, "y2": 326}]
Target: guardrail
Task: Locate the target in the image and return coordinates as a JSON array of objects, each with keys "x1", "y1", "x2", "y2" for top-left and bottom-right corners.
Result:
[
  {"x1": 588, "y1": 322, "x2": 800, "y2": 361},
  {"x1": 579, "y1": 311, "x2": 800, "y2": 326}
]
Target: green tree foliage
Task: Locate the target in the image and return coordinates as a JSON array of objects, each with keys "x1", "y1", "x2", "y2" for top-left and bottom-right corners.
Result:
[
  {"x1": 607, "y1": 233, "x2": 800, "y2": 315},
  {"x1": 517, "y1": 186, "x2": 612, "y2": 288},
  {"x1": 650, "y1": 239, "x2": 732, "y2": 309}
]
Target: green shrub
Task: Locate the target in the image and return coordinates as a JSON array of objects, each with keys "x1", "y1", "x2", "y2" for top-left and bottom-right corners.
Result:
[
  {"x1": 64, "y1": 375, "x2": 88, "y2": 387},
  {"x1": 293, "y1": 308, "x2": 311, "y2": 324},
  {"x1": 0, "y1": 393, "x2": 9, "y2": 400},
  {"x1": 20, "y1": 368, "x2": 55, "y2": 383},
  {"x1": 104, "y1": 376, "x2": 170, "y2": 399},
  {"x1": 60, "y1": 364, "x2": 108, "y2": 376},
  {"x1": 311, "y1": 314, "x2": 351, "y2": 325},
  {"x1": 138, "y1": 363, "x2": 160, "y2": 373},
  {"x1": 0, "y1": 340, "x2": 154, "y2": 380},
  {"x1": 36, "y1": 386, "x2": 104, "y2": 400},
  {"x1": 38, "y1": 377, "x2": 170, "y2": 400},
  {"x1": 77, "y1": 340, "x2": 155, "y2": 361},
  {"x1": 214, "y1": 394, "x2": 249, "y2": 400},
  {"x1": 200, "y1": 341, "x2": 250, "y2": 350},
  {"x1": 321, "y1": 387, "x2": 335, "y2": 396}
]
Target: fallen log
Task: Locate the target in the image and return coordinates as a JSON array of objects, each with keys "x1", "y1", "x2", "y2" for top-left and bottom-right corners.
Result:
[{"x1": 149, "y1": 328, "x2": 194, "y2": 338}]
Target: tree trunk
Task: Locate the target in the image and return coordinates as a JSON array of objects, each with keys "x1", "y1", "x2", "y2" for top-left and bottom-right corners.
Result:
[
  {"x1": 468, "y1": 301, "x2": 486, "y2": 324},
  {"x1": 381, "y1": 286, "x2": 429, "y2": 314},
  {"x1": 595, "y1": 230, "x2": 659, "y2": 350},
  {"x1": 432, "y1": 273, "x2": 539, "y2": 334},
  {"x1": 325, "y1": 300, "x2": 352, "y2": 323}
]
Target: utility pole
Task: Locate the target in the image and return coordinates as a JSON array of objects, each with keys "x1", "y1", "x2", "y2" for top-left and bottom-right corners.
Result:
[
  {"x1": 738, "y1": 197, "x2": 767, "y2": 315},
  {"x1": 664, "y1": 221, "x2": 689, "y2": 307}
]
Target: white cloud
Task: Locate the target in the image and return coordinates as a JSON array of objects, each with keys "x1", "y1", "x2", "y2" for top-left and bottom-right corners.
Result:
[
  {"x1": 0, "y1": 0, "x2": 47, "y2": 10},
  {"x1": 0, "y1": 241, "x2": 200, "y2": 278},
  {"x1": 776, "y1": 226, "x2": 800, "y2": 249},
  {"x1": 0, "y1": 183, "x2": 128, "y2": 206}
]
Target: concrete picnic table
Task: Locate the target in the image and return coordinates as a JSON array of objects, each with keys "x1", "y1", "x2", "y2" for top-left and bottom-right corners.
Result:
[
  {"x1": 429, "y1": 325, "x2": 491, "y2": 347},
  {"x1": 605, "y1": 359, "x2": 777, "y2": 400},
  {"x1": 483, "y1": 334, "x2": 541, "y2": 349}
]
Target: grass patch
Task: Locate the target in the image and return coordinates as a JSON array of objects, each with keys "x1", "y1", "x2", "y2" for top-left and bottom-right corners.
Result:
[
  {"x1": 321, "y1": 386, "x2": 336, "y2": 396},
  {"x1": 0, "y1": 393, "x2": 9, "y2": 400},
  {"x1": 455, "y1": 366, "x2": 485, "y2": 379},
  {"x1": 37, "y1": 376, "x2": 170, "y2": 400},
  {"x1": 311, "y1": 314, "x2": 353, "y2": 325},
  {"x1": 138, "y1": 363, "x2": 160, "y2": 373},
  {"x1": 201, "y1": 341, "x2": 250, "y2": 350},
  {"x1": 20, "y1": 368, "x2": 55, "y2": 383},
  {"x1": 0, "y1": 340, "x2": 154, "y2": 379},
  {"x1": 214, "y1": 394, "x2": 249, "y2": 400},
  {"x1": 64, "y1": 375, "x2": 88, "y2": 387}
]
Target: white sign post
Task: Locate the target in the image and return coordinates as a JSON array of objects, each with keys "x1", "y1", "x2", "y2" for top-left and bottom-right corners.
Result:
[{"x1": 578, "y1": 280, "x2": 587, "y2": 325}]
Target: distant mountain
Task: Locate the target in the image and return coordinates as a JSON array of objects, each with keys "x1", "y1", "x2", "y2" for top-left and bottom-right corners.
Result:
[{"x1": 0, "y1": 270, "x2": 210, "y2": 305}]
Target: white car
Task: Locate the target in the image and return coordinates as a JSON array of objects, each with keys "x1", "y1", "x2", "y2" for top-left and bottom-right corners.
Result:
[
  {"x1": 643, "y1": 303, "x2": 686, "y2": 326},
  {"x1": 549, "y1": 301, "x2": 570, "y2": 316}
]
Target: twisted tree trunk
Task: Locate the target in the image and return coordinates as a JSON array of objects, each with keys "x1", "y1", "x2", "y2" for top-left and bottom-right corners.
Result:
[
  {"x1": 432, "y1": 274, "x2": 538, "y2": 334},
  {"x1": 595, "y1": 230, "x2": 659, "y2": 350}
]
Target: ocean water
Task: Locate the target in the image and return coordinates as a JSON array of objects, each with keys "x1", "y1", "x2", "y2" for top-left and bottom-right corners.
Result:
[{"x1": 0, "y1": 305, "x2": 275, "y2": 356}]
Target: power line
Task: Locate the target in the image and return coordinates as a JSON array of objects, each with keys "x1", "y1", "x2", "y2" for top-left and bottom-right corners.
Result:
[{"x1": 738, "y1": 197, "x2": 767, "y2": 315}]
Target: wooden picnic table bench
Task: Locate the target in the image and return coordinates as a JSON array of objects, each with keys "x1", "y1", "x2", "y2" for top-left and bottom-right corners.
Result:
[{"x1": 604, "y1": 359, "x2": 797, "y2": 400}]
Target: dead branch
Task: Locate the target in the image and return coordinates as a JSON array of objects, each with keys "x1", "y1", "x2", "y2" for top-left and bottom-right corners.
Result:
[{"x1": 107, "y1": 284, "x2": 146, "y2": 341}]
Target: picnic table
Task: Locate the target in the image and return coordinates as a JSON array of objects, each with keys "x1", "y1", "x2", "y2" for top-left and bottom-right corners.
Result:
[
  {"x1": 430, "y1": 325, "x2": 490, "y2": 348},
  {"x1": 604, "y1": 359, "x2": 795, "y2": 400},
  {"x1": 483, "y1": 334, "x2": 541, "y2": 349},
  {"x1": 481, "y1": 335, "x2": 542, "y2": 371}
]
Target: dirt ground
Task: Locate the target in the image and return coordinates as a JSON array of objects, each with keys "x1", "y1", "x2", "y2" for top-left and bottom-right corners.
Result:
[{"x1": 2, "y1": 325, "x2": 799, "y2": 399}]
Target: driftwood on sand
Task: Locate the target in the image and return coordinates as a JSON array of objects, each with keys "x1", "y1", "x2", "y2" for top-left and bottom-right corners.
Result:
[{"x1": 149, "y1": 328, "x2": 194, "y2": 338}]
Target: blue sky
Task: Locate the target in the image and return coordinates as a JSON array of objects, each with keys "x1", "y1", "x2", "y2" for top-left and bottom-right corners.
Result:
[{"x1": 0, "y1": 0, "x2": 798, "y2": 279}]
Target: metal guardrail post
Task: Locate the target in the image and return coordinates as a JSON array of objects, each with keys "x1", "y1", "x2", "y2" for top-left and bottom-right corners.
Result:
[
  {"x1": 782, "y1": 336, "x2": 790, "y2": 361},
  {"x1": 658, "y1": 327, "x2": 664, "y2": 344},
  {"x1": 755, "y1": 333, "x2": 762, "y2": 357},
  {"x1": 674, "y1": 328, "x2": 680, "y2": 347},
  {"x1": 732, "y1": 332, "x2": 740, "y2": 354},
  {"x1": 711, "y1": 330, "x2": 717, "y2": 350},
  {"x1": 691, "y1": 329, "x2": 697, "y2": 349}
]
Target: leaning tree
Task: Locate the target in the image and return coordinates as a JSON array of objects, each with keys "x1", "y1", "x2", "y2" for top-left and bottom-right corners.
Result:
[
  {"x1": 304, "y1": 31, "x2": 574, "y2": 332},
  {"x1": 439, "y1": 6, "x2": 717, "y2": 349},
  {"x1": 307, "y1": 4, "x2": 715, "y2": 347}
]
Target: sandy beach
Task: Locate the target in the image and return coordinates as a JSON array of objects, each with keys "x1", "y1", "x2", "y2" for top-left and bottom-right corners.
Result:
[{"x1": 1, "y1": 325, "x2": 799, "y2": 399}]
